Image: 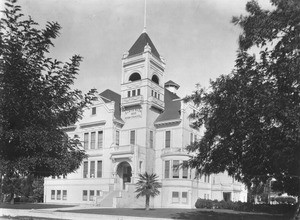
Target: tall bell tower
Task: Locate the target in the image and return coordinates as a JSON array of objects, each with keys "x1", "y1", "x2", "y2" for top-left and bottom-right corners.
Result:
[
  {"x1": 120, "y1": 31, "x2": 166, "y2": 174},
  {"x1": 121, "y1": 31, "x2": 166, "y2": 115}
]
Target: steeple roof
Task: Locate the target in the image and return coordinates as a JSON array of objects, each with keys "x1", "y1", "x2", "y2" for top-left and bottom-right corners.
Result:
[{"x1": 128, "y1": 32, "x2": 160, "y2": 60}]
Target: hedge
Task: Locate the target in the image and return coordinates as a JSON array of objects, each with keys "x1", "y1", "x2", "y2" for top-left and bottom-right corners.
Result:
[{"x1": 195, "y1": 198, "x2": 296, "y2": 214}]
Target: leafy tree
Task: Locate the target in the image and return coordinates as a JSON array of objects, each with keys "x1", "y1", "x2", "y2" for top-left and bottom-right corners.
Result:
[
  {"x1": 0, "y1": 0, "x2": 96, "y2": 202},
  {"x1": 135, "y1": 172, "x2": 162, "y2": 210},
  {"x1": 185, "y1": 0, "x2": 300, "y2": 205}
]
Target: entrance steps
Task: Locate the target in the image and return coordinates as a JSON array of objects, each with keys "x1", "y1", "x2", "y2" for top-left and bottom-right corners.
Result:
[{"x1": 96, "y1": 184, "x2": 145, "y2": 208}]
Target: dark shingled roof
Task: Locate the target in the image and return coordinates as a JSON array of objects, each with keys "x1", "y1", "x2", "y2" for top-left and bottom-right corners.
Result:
[
  {"x1": 128, "y1": 32, "x2": 160, "y2": 60},
  {"x1": 165, "y1": 80, "x2": 180, "y2": 89},
  {"x1": 155, "y1": 89, "x2": 181, "y2": 123},
  {"x1": 99, "y1": 89, "x2": 122, "y2": 122}
]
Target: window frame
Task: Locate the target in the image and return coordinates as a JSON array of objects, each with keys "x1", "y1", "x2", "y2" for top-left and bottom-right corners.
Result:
[
  {"x1": 98, "y1": 130, "x2": 103, "y2": 149},
  {"x1": 130, "y1": 130, "x2": 136, "y2": 145},
  {"x1": 165, "y1": 131, "x2": 171, "y2": 148}
]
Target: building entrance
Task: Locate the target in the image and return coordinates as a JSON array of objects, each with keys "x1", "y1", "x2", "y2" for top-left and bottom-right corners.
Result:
[{"x1": 116, "y1": 161, "x2": 132, "y2": 190}]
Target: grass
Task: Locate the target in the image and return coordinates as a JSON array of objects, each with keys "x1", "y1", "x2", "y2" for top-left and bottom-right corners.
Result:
[
  {"x1": 59, "y1": 208, "x2": 292, "y2": 220},
  {"x1": 0, "y1": 203, "x2": 75, "y2": 210},
  {"x1": 0, "y1": 203, "x2": 293, "y2": 220}
]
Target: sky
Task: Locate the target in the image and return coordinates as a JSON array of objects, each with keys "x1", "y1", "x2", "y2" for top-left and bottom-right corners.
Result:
[{"x1": 2, "y1": 0, "x2": 272, "y2": 97}]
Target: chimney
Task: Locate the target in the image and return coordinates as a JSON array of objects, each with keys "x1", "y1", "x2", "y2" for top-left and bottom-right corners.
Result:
[{"x1": 165, "y1": 80, "x2": 180, "y2": 94}]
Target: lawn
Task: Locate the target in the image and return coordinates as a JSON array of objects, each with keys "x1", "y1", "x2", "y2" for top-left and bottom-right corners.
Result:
[
  {"x1": 0, "y1": 203, "x2": 293, "y2": 220},
  {"x1": 0, "y1": 203, "x2": 75, "y2": 210},
  {"x1": 59, "y1": 208, "x2": 292, "y2": 220}
]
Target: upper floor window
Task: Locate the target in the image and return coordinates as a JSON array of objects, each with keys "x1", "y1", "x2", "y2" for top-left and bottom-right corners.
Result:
[
  {"x1": 137, "y1": 89, "x2": 141, "y2": 96},
  {"x1": 127, "y1": 91, "x2": 131, "y2": 97},
  {"x1": 150, "y1": 131, "x2": 153, "y2": 148},
  {"x1": 172, "y1": 160, "x2": 179, "y2": 178},
  {"x1": 98, "y1": 131, "x2": 103, "y2": 148},
  {"x1": 90, "y1": 161, "x2": 95, "y2": 178},
  {"x1": 165, "y1": 160, "x2": 170, "y2": 178},
  {"x1": 90, "y1": 132, "x2": 96, "y2": 149},
  {"x1": 92, "y1": 107, "x2": 96, "y2": 115},
  {"x1": 129, "y1": 72, "x2": 141, "y2": 82},
  {"x1": 132, "y1": 90, "x2": 136, "y2": 96},
  {"x1": 116, "y1": 130, "x2": 120, "y2": 146},
  {"x1": 151, "y1": 74, "x2": 159, "y2": 84},
  {"x1": 165, "y1": 131, "x2": 171, "y2": 148},
  {"x1": 84, "y1": 133, "x2": 89, "y2": 149},
  {"x1": 130, "y1": 130, "x2": 136, "y2": 145},
  {"x1": 83, "y1": 161, "x2": 88, "y2": 178}
]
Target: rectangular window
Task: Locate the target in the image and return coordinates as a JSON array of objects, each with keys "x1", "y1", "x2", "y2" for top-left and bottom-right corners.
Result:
[
  {"x1": 150, "y1": 131, "x2": 153, "y2": 148},
  {"x1": 165, "y1": 131, "x2": 171, "y2": 148},
  {"x1": 190, "y1": 133, "x2": 193, "y2": 144},
  {"x1": 158, "y1": 94, "x2": 160, "y2": 100},
  {"x1": 62, "y1": 190, "x2": 67, "y2": 200},
  {"x1": 89, "y1": 190, "x2": 94, "y2": 201},
  {"x1": 92, "y1": 107, "x2": 96, "y2": 115},
  {"x1": 173, "y1": 160, "x2": 179, "y2": 178},
  {"x1": 182, "y1": 163, "x2": 188, "y2": 179},
  {"x1": 98, "y1": 131, "x2": 103, "y2": 148},
  {"x1": 97, "y1": 161, "x2": 102, "y2": 178},
  {"x1": 130, "y1": 130, "x2": 135, "y2": 145},
  {"x1": 151, "y1": 90, "x2": 154, "y2": 96},
  {"x1": 51, "y1": 190, "x2": 55, "y2": 200},
  {"x1": 83, "y1": 190, "x2": 88, "y2": 201},
  {"x1": 84, "y1": 133, "x2": 89, "y2": 149},
  {"x1": 90, "y1": 132, "x2": 96, "y2": 149},
  {"x1": 208, "y1": 175, "x2": 210, "y2": 183},
  {"x1": 90, "y1": 161, "x2": 95, "y2": 178},
  {"x1": 137, "y1": 89, "x2": 140, "y2": 95},
  {"x1": 127, "y1": 91, "x2": 131, "y2": 97},
  {"x1": 116, "y1": 130, "x2": 120, "y2": 146},
  {"x1": 154, "y1": 92, "x2": 157, "y2": 98},
  {"x1": 96, "y1": 190, "x2": 101, "y2": 197},
  {"x1": 83, "y1": 161, "x2": 88, "y2": 178},
  {"x1": 165, "y1": 161, "x2": 170, "y2": 178},
  {"x1": 172, "y1": 192, "x2": 179, "y2": 203},
  {"x1": 57, "y1": 190, "x2": 61, "y2": 200},
  {"x1": 132, "y1": 90, "x2": 136, "y2": 96},
  {"x1": 182, "y1": 192, "x2": 188, "y2": 203},
  {"x1": 194, "y1": 135, "x2": 197, "y2": 142}
]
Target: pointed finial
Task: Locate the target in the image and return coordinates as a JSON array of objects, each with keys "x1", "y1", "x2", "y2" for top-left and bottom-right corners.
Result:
[{"x1": 143, "y1": 0, "x2": 147, "y2": 33}]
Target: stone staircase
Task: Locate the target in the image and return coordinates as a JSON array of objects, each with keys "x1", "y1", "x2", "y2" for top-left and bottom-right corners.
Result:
[{"x1": 96, "y1": 183, "x2": 146, "y2": 208}]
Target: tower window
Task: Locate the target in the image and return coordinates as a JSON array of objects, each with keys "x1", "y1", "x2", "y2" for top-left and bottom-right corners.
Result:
[
  {"x1": 137, "y1": 89, "x2": 141, "y2": 95},
  {"x1": 92, "y1": 107, "x2": 96, "y2": 115},
  {"x1": 129, "y1": 72, "x2": 141, "y2": 82},
  {"x1": 127, "y1": 91, "x2": 131, "y2": 97},
  {"x1": 151, "y1": 74, "x2": 159, "y2": 84},
  {"x1": 132, "y1": 90, "x2": 136, "y2": 96}
]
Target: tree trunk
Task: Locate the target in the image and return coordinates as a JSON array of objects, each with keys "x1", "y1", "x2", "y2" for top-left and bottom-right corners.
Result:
[
  {"x1": 145, "y1": 195, "x2": 150, "y2": 211},
  {"x1": 10, "y1": 192, "x2": 14, "y2": 204},
  {"x1": 294, "y1": 195, "x2": 300, "y2": 220}
]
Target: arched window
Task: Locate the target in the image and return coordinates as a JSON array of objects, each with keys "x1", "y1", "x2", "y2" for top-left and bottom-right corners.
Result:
[
  {"x1": 129, "y1": 72, "x2": 141, "y2": 82},
  {"x1": 151, "y1": 74, "x2": 159, "y2": 84}
]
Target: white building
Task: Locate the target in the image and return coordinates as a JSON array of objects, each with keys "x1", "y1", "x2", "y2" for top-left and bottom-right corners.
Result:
[{"x1": 44, "y1": 31, "x2": 247, "y2": 208}]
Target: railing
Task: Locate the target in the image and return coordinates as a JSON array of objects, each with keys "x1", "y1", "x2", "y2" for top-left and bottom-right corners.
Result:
[
  {"x1": 161, "y1": 147, "x2": 188, "y2": 156},
  {"x1": 149, "y1": 96, "x2": 164, "y2": 110},
  {"x1": 122, "y1": 95, "x2": 143, "y2": 107},
  {"x1": 111, "y1": 144, "x2": 135, "y2": 155}
]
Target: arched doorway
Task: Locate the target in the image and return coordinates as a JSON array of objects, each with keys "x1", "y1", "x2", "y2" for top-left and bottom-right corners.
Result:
[{"x1": 116, "y1": 161, "x2": 132, "y2": 190}]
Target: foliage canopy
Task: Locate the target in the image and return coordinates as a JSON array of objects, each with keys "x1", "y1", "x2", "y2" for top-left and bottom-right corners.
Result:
[
  {"x1": 186, "y1": 0, "x2": 300, "y2": 197},
  {"x1": 0, "y1": 0, "x2": 96, "y2": 184}
]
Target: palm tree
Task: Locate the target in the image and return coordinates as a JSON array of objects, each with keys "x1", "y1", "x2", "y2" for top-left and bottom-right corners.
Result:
[{"x1": 135, "y1": 172, "x2": 162, "y2": 210}]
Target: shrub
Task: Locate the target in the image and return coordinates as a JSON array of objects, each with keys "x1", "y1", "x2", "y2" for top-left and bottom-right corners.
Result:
[{"x1": 195, "y1": 198, "x2": 296, "y2": 214}]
